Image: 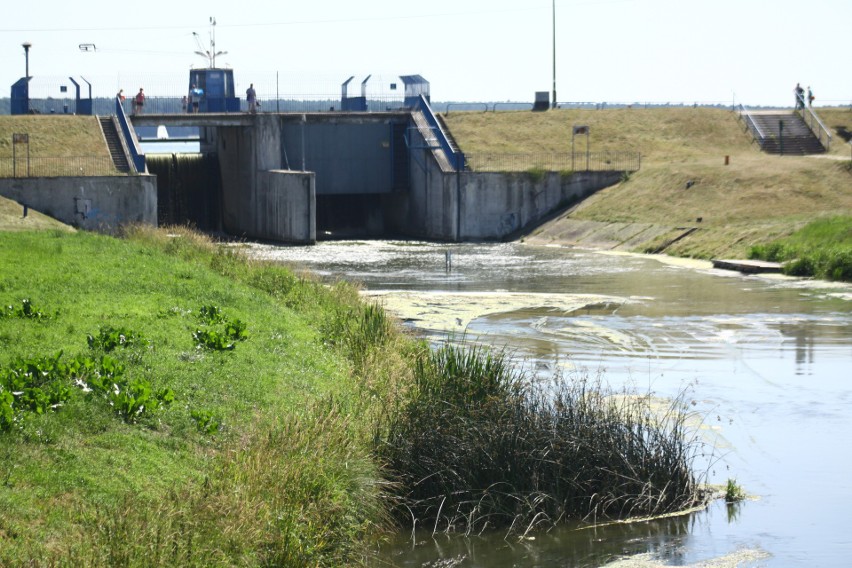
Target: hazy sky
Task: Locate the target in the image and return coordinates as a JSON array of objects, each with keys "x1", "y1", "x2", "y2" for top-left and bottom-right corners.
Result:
[{"x1": 2, "y1": 0, "x2": 849, "y2": 107}]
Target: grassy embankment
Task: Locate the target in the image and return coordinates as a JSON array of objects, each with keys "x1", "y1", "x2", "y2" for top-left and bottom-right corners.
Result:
[
  {"x1": 0, "y1": 227, "x2": 408, "y2": 566},
  {"x1": 1, "y1": 226, "x2": 710, "y2": 565},
  {"x1": 443, "y1": 106, "x2": 852, "y2": 277},
  {"x1": 0, "y1": 115, "x2": 118, "y2": 176}
]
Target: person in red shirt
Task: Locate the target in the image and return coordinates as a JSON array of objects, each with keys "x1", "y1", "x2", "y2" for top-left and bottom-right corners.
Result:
[{"x1": 134, "y1": 88, "x2": 145, "y2": 115}]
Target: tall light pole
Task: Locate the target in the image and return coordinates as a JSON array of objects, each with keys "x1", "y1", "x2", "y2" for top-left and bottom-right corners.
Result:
[
  {"x1": 22, "y1": 42, "x2": 32, "y2": 79},
  {"x1": 551, "y1": 1, "x2": 557, "y2": 109}
]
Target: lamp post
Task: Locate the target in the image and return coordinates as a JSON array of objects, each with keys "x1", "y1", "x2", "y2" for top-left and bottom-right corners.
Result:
[
  {"x1": 22, "y1": 42, "x2": 32, "y2": 79},
  {"x1": 551, "y1": 0, "x2": 557, "y2": 109}
]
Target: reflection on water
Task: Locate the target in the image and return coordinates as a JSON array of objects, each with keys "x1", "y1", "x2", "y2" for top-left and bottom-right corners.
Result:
[{"x1": 245, "y1": 240, "x2": 852, "y2": 567}]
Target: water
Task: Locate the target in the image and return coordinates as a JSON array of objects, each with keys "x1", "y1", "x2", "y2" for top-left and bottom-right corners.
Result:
[
  {"x1": 139, "y1": 141, "x2": 200, "y2": 154},
  {"x1": 247, "y1": 240, "x2": 852, "y2": 566}
]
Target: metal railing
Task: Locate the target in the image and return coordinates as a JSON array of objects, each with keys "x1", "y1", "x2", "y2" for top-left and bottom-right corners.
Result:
[
  {"x1": 735, "y1": 103, "x2": 767, "y2": 149},
  {"x1": 414, "y1": 95, "x2": 465, "y2": 171},
  {"x1": 465, "y1": 152, "x2": 641, "y2": 173},
  {"x1": 797, "y1": 104, "x2": 833, "y2": 151},
  {"x1": 0, "y1": 156, "x2": 120, "y2": 178},
  {"x1": 115, "y1": 96, "x2": 146, "y2": 173}
]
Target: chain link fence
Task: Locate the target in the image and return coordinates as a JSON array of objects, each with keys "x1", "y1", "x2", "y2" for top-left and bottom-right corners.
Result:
[
  {"x1": 465, "y1": 151, "x2": 640, "y2": 173},
  {"x1": 0, "y1": 157, "x2": 120, "y2": 178}
]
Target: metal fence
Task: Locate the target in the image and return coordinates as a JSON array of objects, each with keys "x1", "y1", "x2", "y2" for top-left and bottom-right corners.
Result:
[
  {"x1": 465, "y1": 151, "x2": 641, "y2": 173},
  {"x1": 0, "y1": 157, "x2": 120, "y2": 178}
]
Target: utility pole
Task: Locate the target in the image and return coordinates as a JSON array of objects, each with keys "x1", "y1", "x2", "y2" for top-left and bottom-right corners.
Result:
[{"x1": 552, "y1": 1, "x2": 557, "y2": 109}]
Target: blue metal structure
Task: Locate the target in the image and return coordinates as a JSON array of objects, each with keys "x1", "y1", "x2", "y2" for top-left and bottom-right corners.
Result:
[
  {"x1": 341, "y1": 75, "x2": 368, "y2": 112},
  {"x1": 187, "y1": 68, "x2": 239, "y2": 113},
  {"x1": 10, "y1": 78, "x2": 29, "y2": 114},
  {"x1": 413, "y1": 95, "x2": 464, "y2": 170},
  {"x1": 69, "y1": 77, "x2": 93, "y2": 115},
  {"x1": 401, "y1": 75, "x2": 430, "y2": 108}
]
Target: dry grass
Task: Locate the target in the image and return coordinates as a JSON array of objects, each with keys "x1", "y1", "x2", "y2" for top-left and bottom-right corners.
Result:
[
  {"x1": 0, "y1": 115, "x2": 110, "y2": 158},
  {"x1": 0, "y1": 195, "x2": 74, "y2": 232},
  {"x1": 443, "y1": 106, "x2": 852, "y2": 258}
]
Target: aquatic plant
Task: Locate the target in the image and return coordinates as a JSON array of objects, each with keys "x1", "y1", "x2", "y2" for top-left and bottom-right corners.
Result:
[
  {"x1": 725, "y1": 478, "x2": 746, "y2": 503},
  {"x1": 376, "y1": 341, "x2": 707, "y2": 534}
]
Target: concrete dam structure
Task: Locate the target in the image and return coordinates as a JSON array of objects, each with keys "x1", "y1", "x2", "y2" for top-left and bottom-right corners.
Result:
[{"x1": 135, "y1": 98, "x2": 625, "y2": 244}]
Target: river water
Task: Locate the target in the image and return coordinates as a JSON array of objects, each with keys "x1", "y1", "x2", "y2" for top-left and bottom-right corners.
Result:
[{"x1": 246, "y1": 240, "x2": 852, "y2": 567}]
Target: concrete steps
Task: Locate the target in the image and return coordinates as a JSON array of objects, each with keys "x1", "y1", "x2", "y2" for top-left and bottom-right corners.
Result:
[
  {"x1": 98, "y1": 116, "x2": 131, "y2": 173},
  {"x1": 751, "y1": 113, "x2": 825, "y2": 155}
]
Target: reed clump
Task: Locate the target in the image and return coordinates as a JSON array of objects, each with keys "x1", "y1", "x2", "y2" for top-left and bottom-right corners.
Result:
[{"x1": 376, "y1": 341, "x2": 706, "y2": 534}]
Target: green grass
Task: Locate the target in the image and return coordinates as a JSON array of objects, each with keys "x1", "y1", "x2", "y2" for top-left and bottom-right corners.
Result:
[
  {"x1": 0, "y1": 227, "x2": 396, "y2": 566},
  {"x1": 749, "y1": 216, "x2": 852, "y2": 281}
]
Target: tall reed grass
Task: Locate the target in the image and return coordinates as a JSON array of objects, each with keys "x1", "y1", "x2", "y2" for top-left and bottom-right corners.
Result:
[{"x1": 376, "y1": 341, "x2": 706, "y2": 535}]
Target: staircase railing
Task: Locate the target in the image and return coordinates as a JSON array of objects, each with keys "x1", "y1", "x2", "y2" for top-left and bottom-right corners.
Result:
[
  {"x1": 736, "y1": 104, "x2": 766, "y2": 149},
  {"x1": 797, "y1": 105, "x2": 832, "y2": 151},
  {"x1": 115, "y1": 96, "x2": 146, "y2": 173},
  {"x1": 414, "y1": 95, "x2": 465, "y2": 171}
]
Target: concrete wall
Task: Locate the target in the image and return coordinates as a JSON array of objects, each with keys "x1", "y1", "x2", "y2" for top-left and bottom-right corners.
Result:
[
  {"x1": 386, "y1": 123, "x2": 623, "y2": 241},
  {"x1": 458, "y1": 170, "x2": 623, "y2": 240},
  {"x1": 255, "y1": 171, "x2": 315, "y2": 243},
  {"x1": 0, "y1": 175, "x2": 157, "y2": 232},
  {"x1": 384, "y1": 130, "x2": 460, "y2": 240},
  {"x1": 217, "y1": 116, "x2": 316, "y2": 243}
]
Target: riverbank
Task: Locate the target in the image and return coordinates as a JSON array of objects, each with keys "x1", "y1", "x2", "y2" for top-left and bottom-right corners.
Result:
[
  {"x1": 443, "y1": 106, "x2": 852, "y2": 261},
  {"x1": 0, "y1": 227, "x2": 402, "y2": 565},
  {"x1": 1, "y1": 227, "x2": 722, "y2": 566}
]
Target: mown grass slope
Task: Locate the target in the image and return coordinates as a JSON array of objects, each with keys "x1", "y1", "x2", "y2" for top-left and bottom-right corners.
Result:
[
  {"x1": 0, "y1": 115, "x2": 110, "y2": 158},
  {"x1": 443, "y1": 106, "x2": 852, "y2": 258}
]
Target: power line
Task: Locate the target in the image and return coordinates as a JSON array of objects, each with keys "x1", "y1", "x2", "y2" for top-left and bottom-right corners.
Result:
[{"x1": 0, "y1": 5, "x2": 548, "y2": 34}]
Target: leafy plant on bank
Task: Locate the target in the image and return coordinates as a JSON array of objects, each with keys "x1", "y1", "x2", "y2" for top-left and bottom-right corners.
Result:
[
  {"x1": 190, "y1": 408, "x2": 221, "y2": 434},
  {"x1": 193, "y1": 305, "x2": 249, "y2": 351},
  {"x1": 87, "y1": 325, "x2": 150, "y2": 352},
  {"x1": 1, "y1": 298, "x2": 51, "y2": 320},
  {"x1": 1, "y1": 350, "x2": 174, "y2": 430},
  {"x1": 0, "y1": 352, "x2": 74, "y2": 430}
]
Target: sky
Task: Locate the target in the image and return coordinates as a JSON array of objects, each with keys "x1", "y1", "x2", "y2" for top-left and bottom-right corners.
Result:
[{"x1": 2, "y1": 0, "x2": 850, "y2": 107}]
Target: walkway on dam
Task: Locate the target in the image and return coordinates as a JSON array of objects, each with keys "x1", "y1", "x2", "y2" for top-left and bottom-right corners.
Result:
[{"x1": 130, "y1": 113, "x2": 255, "y2": 128}]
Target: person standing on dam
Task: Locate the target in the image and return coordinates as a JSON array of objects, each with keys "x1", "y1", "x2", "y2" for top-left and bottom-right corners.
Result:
[
  {"x1": 246, "y1": 83, "x2": 257, "y2": 114},
  {"x1": 133, "y1": 88, "x2": 145, "y2": 115}
]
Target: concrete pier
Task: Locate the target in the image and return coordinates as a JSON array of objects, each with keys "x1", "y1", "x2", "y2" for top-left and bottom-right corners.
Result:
[{"x1": 712, "y1": 259, "x2": 783, "y2": 274}]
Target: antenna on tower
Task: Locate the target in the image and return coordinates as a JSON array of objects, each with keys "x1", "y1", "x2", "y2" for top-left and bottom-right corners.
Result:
[{"x1": 192, "y1": 17, "x2": 227, "y2": 68}]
